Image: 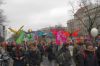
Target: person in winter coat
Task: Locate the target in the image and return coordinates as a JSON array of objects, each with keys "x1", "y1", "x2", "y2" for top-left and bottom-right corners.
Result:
[
  {"x1": 47, "y1": 42, "x2": 57, "y2": 62},
  {"x1": 83, "y1": 44, "x2": 98, "y2": 66},
  {"x1": 0, "y1": 46, "x2": 10, "y2": 66},
  {"x1": 28, "y1": 44, "x2": 41, "y2": 66},
  {"x1": 96, "y1": 40, "x2": 100, "y2": 66},
  {"x1": 12, "y1": 46, "x2": 25, "y2": 66},
  {"x1": 37, "y1": 42, "x2": 44, "y2": 62},
  {"x1": 57, "y1": 43, "x2": 72, "y2": 66},
  {"x1": 6, "y1": 44, "x2": 15, "y2": 58},
  {"x1": 47, "y1": 41, "x2": 58, "y2": 66},
  {"x1": 73, "y1": 42, "x2": 85, "y2": 66}
]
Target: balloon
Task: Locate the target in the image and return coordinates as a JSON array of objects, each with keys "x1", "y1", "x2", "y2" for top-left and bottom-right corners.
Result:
[{"x1": 91, "y1": 28, "x2": 98, "y2": 37}]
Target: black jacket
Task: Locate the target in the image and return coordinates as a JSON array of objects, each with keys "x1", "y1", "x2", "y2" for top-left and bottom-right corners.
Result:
[{"x1": 28, "y1": 49, "x2": 41, "y2": 65}]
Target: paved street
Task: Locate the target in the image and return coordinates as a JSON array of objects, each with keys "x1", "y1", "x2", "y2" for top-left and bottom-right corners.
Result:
[
  {"x1": 41, "y1": 56, "x2": 58, "y2": 66},
  {"x1": 8, "y1": 56, "x2": 75, "y2": 66},
  {"x1": 41, "y1": 56, "x2": 75, "y2": 66}
]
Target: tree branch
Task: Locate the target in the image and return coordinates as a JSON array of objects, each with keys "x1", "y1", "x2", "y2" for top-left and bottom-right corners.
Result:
[
  {"x1": 92, "y1": 0, "x2": 99, "y2": 26},
  {"x1": 81, "y1": 0, "x2": 93, "y2": 27},
  {"x1": 69, "y1": 0, "x2": 88, "y2": 30}
]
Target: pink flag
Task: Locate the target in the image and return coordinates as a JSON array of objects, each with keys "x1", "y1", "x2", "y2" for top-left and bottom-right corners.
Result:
[
  {"x1": 56, "y1": 31, "x2": 61, "y2": 45},
  {"x1": 60, "y1": 31, "x2": 67, "y2": 43}
]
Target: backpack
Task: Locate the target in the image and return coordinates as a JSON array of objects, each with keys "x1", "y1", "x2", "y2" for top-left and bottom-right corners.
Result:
[
  {"x1": 2, "y1": 52, "x2": 10, "y2": 61},
  {"x1": 57, "y1": 52, "x2": 65, "y2": 64}
]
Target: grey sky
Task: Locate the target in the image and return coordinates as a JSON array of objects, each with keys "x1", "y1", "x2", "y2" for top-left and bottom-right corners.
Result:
[{"x1": 1, "y1": 0, "x2": 78, "y2": 32}]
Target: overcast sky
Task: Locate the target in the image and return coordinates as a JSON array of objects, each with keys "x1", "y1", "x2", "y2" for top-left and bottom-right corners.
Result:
[{"x1": 0, "y1": 0, "x2": 82, "y2": 33}]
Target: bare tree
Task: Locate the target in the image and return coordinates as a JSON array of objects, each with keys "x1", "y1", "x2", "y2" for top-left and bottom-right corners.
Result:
[{"x1": 69, "y1": 0, "x2": 100, "y2": 35}]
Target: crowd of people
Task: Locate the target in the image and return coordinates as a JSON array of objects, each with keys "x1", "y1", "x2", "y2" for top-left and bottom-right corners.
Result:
[{"x1": 0, "y1": 39, "x2": 100, "y2": 66}]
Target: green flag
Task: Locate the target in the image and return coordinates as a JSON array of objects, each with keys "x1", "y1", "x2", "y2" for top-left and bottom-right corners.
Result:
[
  {"x1": 27, "y1": 33, "x2": 34, "y2": 41},
  {"x1": 16, "y1": 30, "x2": 25, "y2": 44},
  {"x1": 28, "y1": 34, "x2": 32, "y2": 39}
]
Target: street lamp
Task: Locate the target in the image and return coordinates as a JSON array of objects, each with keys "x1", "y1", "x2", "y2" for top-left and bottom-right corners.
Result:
[
  {"x1": 0, "y1": 24, "x2": 5, "y2": 41},
  {"x1": 91, "y1": 28, "x2": 98, "y2": 45}
]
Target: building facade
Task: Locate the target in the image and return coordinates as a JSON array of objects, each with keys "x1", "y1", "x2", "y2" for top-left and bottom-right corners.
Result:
[{"x1": 67, "y1": 5, "x2": 100, "y2": 36}]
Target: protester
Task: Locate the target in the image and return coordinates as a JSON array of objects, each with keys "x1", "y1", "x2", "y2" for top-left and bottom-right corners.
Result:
[
  {"x1": 73, "y1": 42, "x2": 85, "y2": 66},
  {"x1": 28, "y1": 43, "x2": 41, "y2": 66},
  {"x1": 37, "y1": 41, "x2": 44, "y2": 62},
  {"x1": 0, "y1": 42, "x2": 10, "y2": 66},
  {"x1": 96, "y1": 40, "x2": 100, "y2": 66},
  {"x1": 84, "y1": 44, "x2": 98, "y2": 66},
  {"x1": 47, "y1": 42, "x2": 56, "y2": 61},
  {"x1": 47, "y1": 41, "x2": 58, "y2": 66},
  {"x1": 57, "y1": 43, "x2": 72, "y2": 66},
  {"x1": 23, "y1": 42, "x2": 30, "y2": 66},
  {"x1": 12, "y1": 45, "x2": 25, "y2": 66}
]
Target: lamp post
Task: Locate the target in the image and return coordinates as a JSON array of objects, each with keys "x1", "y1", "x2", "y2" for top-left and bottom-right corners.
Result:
[
  {"x1": 91, "y1": 28, "x2": 98, "y2": 46},
  {"x1": 0, "y1": 24, "x2": 5, "y2": 42}
]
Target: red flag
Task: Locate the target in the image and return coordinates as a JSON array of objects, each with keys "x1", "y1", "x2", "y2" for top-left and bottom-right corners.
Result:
[
  {"x1": 63, "y1": 31, "x2": 70, "y2": 37},
  {"x1": 72, "y1": 30, "x2": 80, "y2": 37},
  {"x1": 51, "y1": 29, "x2": 58, "y2": 36}
]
